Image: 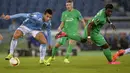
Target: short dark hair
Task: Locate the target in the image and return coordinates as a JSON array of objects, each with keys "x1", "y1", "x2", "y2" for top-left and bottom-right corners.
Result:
[
  {"x1": 44, "y1": 9, "x2": 53, "y2": 15},
  {"x1": 105, "y1": 4, "x2": 113, "y2": 9},
  {"x1": 66, "y1": 0, "x2": 73, "y2": 3}
]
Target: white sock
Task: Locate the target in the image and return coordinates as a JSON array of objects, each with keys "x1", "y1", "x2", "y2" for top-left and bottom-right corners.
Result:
[
  {"x1": 39, "y1": 44, "x2": 47, "y2": 60},
  {"x1": 124, "y1": 48, "x2": 130, "y2": 55},
  {"x1": 10, "y1": 39, "x2": 18, "y2": 54}
]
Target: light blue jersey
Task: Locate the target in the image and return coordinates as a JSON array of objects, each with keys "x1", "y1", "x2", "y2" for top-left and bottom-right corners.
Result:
[{"x1": 10, "y1": 12, "x2": 52, "y2": 45}]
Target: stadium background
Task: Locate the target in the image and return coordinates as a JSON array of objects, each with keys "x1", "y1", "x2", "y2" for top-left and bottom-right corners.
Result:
[
  {"x1": 0, "y1": 0, "x2": 130, "y2": 55},
  {"x1": 0, "y1": 0, "x2": 130, "y2": 73}
]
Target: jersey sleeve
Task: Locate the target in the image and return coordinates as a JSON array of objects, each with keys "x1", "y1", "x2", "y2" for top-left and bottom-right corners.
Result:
[
  {"x1": 92, "y1": 16, "x2": 103, "y2": 25},
  {"x1": 77, "y1": 10, "x2": 83, "y2": 20},
  {"x1": 61, "y1": 12, "x2": 65, "y2": 22},
  {"x1": 10, "y1": 13, "x2": 30, "y2": 19},
  {"x1": 29, "y1": 12, "x2": 42, "y2": 20}
]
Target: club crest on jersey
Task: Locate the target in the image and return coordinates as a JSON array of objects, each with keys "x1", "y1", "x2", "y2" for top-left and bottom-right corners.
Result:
[
  {"x1": 66, "y1": 18, "x2": 74, "y2": 21},
  {"x1": 96, "y1": 19, "x2": 100, "y2": 23}
]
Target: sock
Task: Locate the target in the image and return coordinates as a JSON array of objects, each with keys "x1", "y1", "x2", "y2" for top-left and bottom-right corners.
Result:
[
  {"x1": 124, "y1": 48, "x2": 130, "y2": 55},
  {"x1": 103, "y1": 48, "x2": 112, "y2": 62},
  {"x1": 39, "y1": 44, "x2": 47, "y2": 60},
  {"x1": 65, "y1": 44, "x2": 73, "y2": 59},
  {"x1": 52, "y1": 47, "x2": 59, "y2": 58},
  {"x1": 10, "y1": 39, "x2": 18, "y2": 55}
]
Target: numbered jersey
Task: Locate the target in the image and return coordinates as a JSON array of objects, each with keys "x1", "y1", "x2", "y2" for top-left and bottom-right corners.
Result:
[{"x1": 87, "y1": 8, "x2": 107, "y2": 33}]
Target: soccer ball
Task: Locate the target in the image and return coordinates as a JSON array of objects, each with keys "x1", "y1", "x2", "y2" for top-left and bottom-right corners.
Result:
[{"x1": 9, "y1": 57, "x2": 20, "y2": 66}]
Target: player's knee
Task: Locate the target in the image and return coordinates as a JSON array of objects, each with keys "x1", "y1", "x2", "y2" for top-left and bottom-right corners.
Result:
[
  {"x1": 69, "y1": 40, "x2": 75, "y2": 44},
  {"x1": 40, "y1": 40, "x2": 47, "y2": 44},
  {"x1": 55, "y1": 43, "x2": 61, "y2": 48},
  {"x1": 101, "y1": 43, "x2": 109, "y2": 49},
  {"x1": 0, "y1": 35, "x2": 3, "y2": 40},
  {"x1": 13, "y1": 34, "x2": 20, "y2": 39}
]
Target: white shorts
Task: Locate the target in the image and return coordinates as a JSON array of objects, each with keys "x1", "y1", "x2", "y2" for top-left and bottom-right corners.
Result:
[{"x1": 17, "y1": 25, "x2": 42, "y2": 37}]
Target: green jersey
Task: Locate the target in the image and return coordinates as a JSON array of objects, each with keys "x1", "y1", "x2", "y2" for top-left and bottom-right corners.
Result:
[
  {"x1": 87, "y1": 8, "x2": 107, "y2": 33},
  {"x1": 61, "y1": 9, "x2": 83, "y2": 34},
  {"x1": 83, "y1": 8, "x2": 108, "y2": 46}
]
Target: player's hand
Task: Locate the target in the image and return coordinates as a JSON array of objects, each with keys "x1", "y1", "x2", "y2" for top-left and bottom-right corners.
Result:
[
  {"x1": 4, "y1": 15, "x2": 10, "y2": 20},
  {"x1": 58, "y1": 27, "x2": 62, "y2": 32},
  {"x1": 87, "y1": 38, "x2": 92, "y2": 45},
  {"x1": 110, "y1": 24, "x2": 116, "y2": 31},
  {"x1": 1, "y1": 13, "x2": 5, "y2": 18},
  {"x1": 1, "y1": 14, "x2": 10, "y2": 20},
  {"x1": 48, "y1": 45, "x2": 52, "y2": 50}
]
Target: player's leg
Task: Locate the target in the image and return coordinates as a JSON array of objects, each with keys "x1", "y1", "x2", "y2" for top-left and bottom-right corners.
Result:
[
  {"x1": 47, "y1": 43, "x2": 61, "y2": 62},
  {"x1": 0, "y1": 34, "x2": 3, "y2": 44},
  {"x1": 34, "y1": 32, "x2": 48, "y2": 64},
  {"x1": 52, "y1": 43, "x2": 61, "y2": 58},
  {"x1": 67, "y1": 33, "x2": 82, "y2": 41},
  {"x1": 52, "y1": 37, "x2": 67, "y2": 58},
  {"x1": 67, "y1": 26, "x2": 88, "y2": 42},
  {"x1": 0, "y1": 34, "x2": 3, "y2": 40},
  {"x1": 56, "y1": 31, "x2": 83, "y2": 42},
  {"x1": 124, "y1": 48, "x2": 130, "y2": 54},
  {"x1": 64, "y1": 39, "x2": 75, "y2": 63},
  {"x1": 47, "y1": 37, "x2": 67, "y2": 63},
  {"x1": 101, "y1": 44, "x2": 113, "y2": 62},
  {"x1": 92, "y1": 33, "x2": 120, "y2": 64},
  {"x1": 112, "y1": 48, "x2": 130, "y2": 61},
  {"x1": 5, "y1": 30, "x2": 23, "y2": 60}
]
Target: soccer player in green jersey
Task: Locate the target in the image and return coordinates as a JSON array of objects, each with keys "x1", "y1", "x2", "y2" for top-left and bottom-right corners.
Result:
[
  {"x1": 47, "y1": 0, "x2": 86, "y2": 64},
  {"x1": 56, "y1": 4, "x2": 120, "y2": 64},
  {"x1": 83, "y1": 4, "x2": 120, "y2": 64}
]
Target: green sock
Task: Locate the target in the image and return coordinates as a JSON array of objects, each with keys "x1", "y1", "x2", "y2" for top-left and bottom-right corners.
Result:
[
  {"x1": 67, "y1": 34, "x2": 81, "y2": 41},
  {"x1": 65, "y1": 44, "x2": 73, "y2": 59},
  {"x1": 103, "y1": 48, "x2": 112, "y2": 62},
  {"x1": 52, "y1": 47, "x2": 59, "y2": 58}
]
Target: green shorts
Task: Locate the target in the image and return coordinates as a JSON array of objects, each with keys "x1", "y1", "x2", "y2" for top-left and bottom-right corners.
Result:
[{"x1": 83, "y1": 26, "x2": 107, "y2": 46}]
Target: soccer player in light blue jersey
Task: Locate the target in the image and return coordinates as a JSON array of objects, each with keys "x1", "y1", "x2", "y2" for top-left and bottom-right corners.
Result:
[{"x1": 1, "y1": 9, "x2": 53, "y2": 65}]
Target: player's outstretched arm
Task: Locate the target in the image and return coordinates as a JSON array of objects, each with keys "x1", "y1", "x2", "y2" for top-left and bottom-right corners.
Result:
[
  {"x1": 0, "y1": 13, "x2": 10, "y2": 20},
  {"x1": 10, "y1": 13, "x2": 30, "y2": 19},
  {"x1": 107, "y1": 17, "x2": 116, "y2": 30},
  {"x1": 1, "y1": 13, "x2": 30, "y2": 20},
  {"x1": 87, "y1": 21, "x2": 94, "y2": 44},
  {"x1": 58, "y1": 22, "x2": 64, "y2": 32},
  {"x1": 81, "y1": 19, "x2": 86, "y2": 27}
]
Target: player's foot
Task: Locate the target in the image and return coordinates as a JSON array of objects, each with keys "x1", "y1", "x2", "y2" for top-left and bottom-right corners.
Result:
[
  {"x1": 108, "y1": 61, "x2": 120, "y2": 64},
  {"x1": 112, "y1": 49, "x2": 125, "y2": 62},
  {"x1": 55, "y1": 31, "x2": 67, "y2": 39},
  {"x1": 39, "y1": 59, "x2": 45, "y2": 64},
  {"x1": 46, "y1": 57, "x2": 55, "y2": 63},
  {"x1": 39, "y1": 59, "x2": 50, "y2": 66},
  {"x1": 64, "y1": 58, "x2": 70, "y2": 64},
  {"x1": 5, "y1": 54, "x2": 13, "y2": 60}
]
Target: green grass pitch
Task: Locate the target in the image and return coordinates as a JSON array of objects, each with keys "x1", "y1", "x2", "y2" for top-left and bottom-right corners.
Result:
[{"x1": 0, "y1": 51, "x2": 130, "y2": 73}]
